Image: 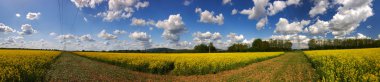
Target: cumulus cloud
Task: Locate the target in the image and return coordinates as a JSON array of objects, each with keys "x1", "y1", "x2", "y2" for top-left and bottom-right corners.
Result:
[
  {"x1": 286, "y1": 0, "x2": 300, "y2": 5},
  {"x1": 96, "y1": 10, "x2": 131, "y2": 22},
  {"x1": 56, "y1": 34, "x2": 76, "y2": 41},
  {"x1": 271, "y1": 34, "x2": 310, "y2": 49},
  {"x1": 268, "y1": 1, "x2": 287, "y2": 16},
  {"x1": 183, "y1": 0, "x2": 192, "y2": 6},
  {"x1": 240, "y1": 0, "x2": 268, "y2": 20},
  {"x1": 193, "y1": 31, "x2": 222, "y2": 44},
  {"x1": 26, "y1": 12, "x2": 41, "y2": 20},
  {"x1": 97, "y1": 29, "x2": 117, "y2": 40},
  {"x1": 155, "y1": 14, "x2": 187, "y2": 43},
  {"x1": 135, "y1": 1, "x2": 149, "y2": 10},
  {"x1": 18, "y1": 24, "x2": 37, "y2": 35},
  {"x1": 256, "y1": 17, "x2": 268, "y2": 30},
  {"x1": 239, "y1": 0, "x2": 301, "y2": 30},
  {"x1": 195, "y1": 8, "x2": 224, "y2": 25},
  {"x1": 308, "y1": 19, "x2": 329, "y2": 35},
  {"x1": 15, "y1": 13, "x2": 21, "y2": 18},
  {"x1": 378, "y1": 34, "x2": 380, "y2": 39},
  {"x1": 227, "y1": 33, "x2": 245, "y2": 43},
  {"x1": 79, "y1": 34, "x2": 95, "y2": 42},
  {"x1": 328, "y1": 0, "x2": 373, "y2": 37},
  {"x1": 129, "y1": 31, "x2": 152, "y2": 48},
  {"x1": 231, "y1": 9, "x2": 238, "y2": 15},
  {"x1": 49, "y1": 32, "x2": 57, "y2": 36},
  {"x1": 0, "y1": 23, "x2": 15, "y2": 33},
  {"x1": 70, "y1": 0, "x2": 104, "y2": 9},
  {"x1": 223, "y1": 0, "x2": 232, "y2": 5},
  {"x1": 274, "y1": 18, "x2": 310, "y2": 34},
  {"x1": 268, "y1": 0, "x2": 301, "y2": 16},
  {"x1": 344, "y1": 33, "x2": 371, "y2": 39},
  {"x1": 309, "y1": 0, "x2": 329, "y2": 17},
  {"x1": 95, "y1": 0, "x2": 150, "y2": 21},
  {"x1": 356, "y1": 33, "x2": 370, "y2": 39},
  {"x1": 113, "y1": 30, "x2": 126, "y2": 35},
  {"x1": 130, "y1": 18, "x2": 155, "y2": 26}
]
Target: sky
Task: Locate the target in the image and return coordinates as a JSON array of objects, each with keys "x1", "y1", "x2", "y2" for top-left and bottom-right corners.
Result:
[{"x1": 0, "y1": 0, "x2": 379, "y2": 50}]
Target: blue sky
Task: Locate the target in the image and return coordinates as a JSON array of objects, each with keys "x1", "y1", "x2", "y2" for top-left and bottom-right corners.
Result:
[{"x1": 0, "y1": 0, "x2": 379, "y2": 50}]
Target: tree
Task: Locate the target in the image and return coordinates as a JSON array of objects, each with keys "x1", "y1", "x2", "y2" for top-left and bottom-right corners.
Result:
[
  {"x1": 208, "y1": 42, "x2": 217, "y2": 52},
  {"x1": 194, "y1": 44, "x2": 208, "y2": 52},
  {"x1": 251, "y1": 39, "x2": 263, "y2": 51},
  {"x1": 228, "y1": 43, "x2": 249, "y2": 52}
]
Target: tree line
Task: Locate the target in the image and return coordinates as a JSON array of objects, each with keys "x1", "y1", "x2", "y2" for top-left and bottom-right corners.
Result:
[
  {"x1": 308, "y1": 39, "x2": 380, "y2": 50},
  {"x1": 193, "y1": 39, "x2": 292, "y2": 52}
]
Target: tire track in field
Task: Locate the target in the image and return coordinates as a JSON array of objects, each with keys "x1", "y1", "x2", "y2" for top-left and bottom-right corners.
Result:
[{"x1": 44, "y1": 52, "x2": 318, "y2": 81}]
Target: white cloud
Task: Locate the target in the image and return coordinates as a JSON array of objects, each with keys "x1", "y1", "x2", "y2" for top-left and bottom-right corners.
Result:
[
  {"x1": 56, "y1": 34, "x2": 76, "y2": 41},
  {"x1": 286, "y1": 0, "x2": 300, "y2": 5},
  {"x1": 242, "y1": 38, "x2": 256, "y2": 44},
  {"x1": 366, "y1": 25, "x2": 372, "y2": 29},
  {"x1": 309, "y1": 0, "x2": 329, "y2": 17},
  {"x1": 193, "y1": 31, "x2": 222, "y2": 44},
  {"x1": 231, "y1": 9, "x2": 238, "y2": 15},
  {"x1": 97, "y1": 29, "x2": 117, "y2": 40},
  {"x1": 329, "y1": 0, "x2": 373, "y2": 37},
  {"x1": 155, "y1": 14, "x2": 187, "y2": 43},
  {"x1": 356, "y1": 33, "x2": 370, "y2": 39},
  {"x1": 18, "y1": 24, "x2": 37, "y2": 35},
  {"x1": 0, "y1": 23, "x2": 15, "y2": 33},
  {"x1": 130, "y1": 18, "x2": 155, "y2": 26},
  {"x1": 227, "y1": 33, "x2": 245, "y2": 43},
  {"x1": 26, "y1": 12, "x2": 41, "y2": 20},
  {"x1": 15, "y1": 13, "x2": 21, "y2": 18},
  {"x1": 70, "y1": 0, "x2": 104, "y2": 9},
  {"x1": 240, "y1": 0, "x2": 268, "y2": 20},
  {"x1": 256, "y1": 17, "x2": 268, "y2": 30},
  {"x1": 195, "y1": 8, "x2": 224, "y2": 25},
  {"x1": 79, "y1": 34, "x2": 95, "y2": 42},
  {"x1": 96, "y1": 10, "x2": 131, "y2": 22},
  {"x1": 113, "y1": 30, "x2": 126, "y2": 35},
  {"x1": 308, "y1": 19, "x2": 329, "y2": 35},
  {"x1": 94, "y1": 0, "x2": 149, "y2": 21},
  {"x1": 83, "y1": 17, "x2": 88, "y2": 22},
  {"x1": 378, "y1": 34, "x2": 380, "y2": 39},
  {"x1": 268, "y1": 1, "x2": 287, "y2": 16},
  {"x1": 271, "y1": 34, "x2": 310, "y2": 49},
  {"x1": 49, "y1": 32, "x2": 57, "y2": 36},
  {"x1": 184, "y1": 0, "x2": 192, "y2": 6},
  {"x1": 129, "y1": 31, "x2": 152, "y2": 48},
  {"x1": 195, "y1": 8, "x2": 202, "y2": 13},
  {"x1": 275, "y1": 18, "x2": 310, "y2": 34},
  {"x1": 343, "y1": 33, "x2": 371, "y2": 39},
  {"x1": 135, "y1": 1, "x2": 149, "y2": 10},
  {"x1": 223, "y1": 0, "x2": 232, "y2": 5},
  {"x1": 149, "y1": 27, "x2": 153, "y2": 31},
  {"x1": 178, "y1": 41, "x2": 193, "y2": 49}
]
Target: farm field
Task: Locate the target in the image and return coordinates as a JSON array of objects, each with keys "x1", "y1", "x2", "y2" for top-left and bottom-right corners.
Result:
[
  {"x1": 2, "y1": 48, "x2": 380, "y2": 81},
  {"x1": 304, "y1": 48, "x2": 380, "y2": 81},
  {"x1": 74, "y1": 52, "x2": 283, "y2": 75},
  {"x1": 0, "y1": 50, "x2": 60, "y2": 82},
  {"x1": 46, "y1": 52, "x2": 317, "y2": 81}
]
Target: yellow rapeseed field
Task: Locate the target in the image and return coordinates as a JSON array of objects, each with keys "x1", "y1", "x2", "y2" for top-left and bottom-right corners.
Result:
[
  {"x1": 304, "y1": 48, "x2": 380, "y2": 81},
  {"x1": 0, "y1": 50, "x2": 60, "y2": 81},
  {"x1": 75, "y1": 52, "x2": 283, "y2": 75}
]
